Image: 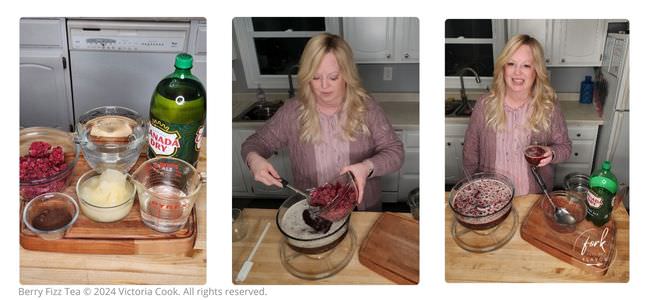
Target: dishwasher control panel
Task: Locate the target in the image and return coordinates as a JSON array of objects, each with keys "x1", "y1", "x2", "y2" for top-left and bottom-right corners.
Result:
[
  {"x1": 68, "y1": 21, "x2": 189, "y2": 52},
  {"x1": 71, "y1": 33, "x2": 186, "y2": 52}
]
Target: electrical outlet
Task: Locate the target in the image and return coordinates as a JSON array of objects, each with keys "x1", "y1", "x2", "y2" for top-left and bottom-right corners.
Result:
[{"x1": 383, "y1": 67, "x2": 393, "y2": 81}]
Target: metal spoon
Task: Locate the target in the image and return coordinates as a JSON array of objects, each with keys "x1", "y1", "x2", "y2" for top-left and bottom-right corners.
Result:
[
  {"x1": 279, "y1": 177, "x2": 320, "y2": 216},
  {"x1": 530, "y1": 166, "x2": 577, "y2": 225}
]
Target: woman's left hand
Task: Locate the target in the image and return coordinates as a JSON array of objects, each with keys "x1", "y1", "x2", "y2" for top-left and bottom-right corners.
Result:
[
  {"x1": 537, "y1": 145, "x2": 554, "y2": 167},
  {"x1": 340, "y1": 161, "x2": 373, "y2": 205}
]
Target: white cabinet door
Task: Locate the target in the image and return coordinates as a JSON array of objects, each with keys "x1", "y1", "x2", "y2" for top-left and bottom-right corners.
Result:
[
  {"x1": 395, "y1": 18, "x2": 419, "y2": 62},
  {"x1": 507, "y1": 19, "x2": 606, "y2": 67},
  {"x1": 445, "y1": 137, "x2": 466, "y2": 185},
  {"x1": 553, "y1": 20, "x2": 606, "y2": 66},
  {"x1": 343, "y1": 18, "x2": 395, "y2": 63},
  {"x1": 235, "y1": 129, "x2": 292, "y2": 198},
  {"x1": 343, "y1": 17, "x2": 419, "y2": 64},
  {"x1": 20, "y1": 49, "x2": 74, "y2": 130},
  {"x1": 232, "y1": 139, "x2": 249, "y2": 194},
  {"x1": 507, "y1": 19, "x2": 553, "y2": 64},
  {"x1": 398, "y1": 130, "x2": 419, "y2": 200}
]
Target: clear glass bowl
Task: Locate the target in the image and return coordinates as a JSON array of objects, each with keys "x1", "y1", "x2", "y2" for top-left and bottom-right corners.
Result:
[
  {"x1": 20, "y1": 127, "x2": 80, "y2": 201},
  {"x1": 76, "y1": 169, "x2": 136, "y2": 223},
  {"x1": 310, "y1": 172, "x2": 358, "y2": 222},
  {"x1": 77, "y1": 106, "x2": 147, "y2": 173},
  {"x1": 22, "y1": 192, "x2": 79, "y2": 240},
  {"x1": 276, "y1": 194, "x2": 350, "y2": 254},
  {"x1": 541, "y1": 190, "x2": 586, "y2": 233},
  {"x1": 448, "y1": 172, "x2": 514, "y2": 230}
]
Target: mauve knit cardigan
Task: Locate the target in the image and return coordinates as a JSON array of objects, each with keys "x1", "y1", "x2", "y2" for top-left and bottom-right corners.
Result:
[
  {"x1": 241, "y1": 98, "x2": 405, "y2": 210},
  {"x1": 462, "y1": 96, "x2": 572, "y2": 193}
]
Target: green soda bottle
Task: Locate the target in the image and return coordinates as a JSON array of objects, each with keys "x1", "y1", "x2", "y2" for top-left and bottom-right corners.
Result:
[
  {"x1": 148, "y1": 53, "x2": 206, "y2": 166},
  {"x1": 586, "y1": 161, "x2": 618, "y2": 226}
]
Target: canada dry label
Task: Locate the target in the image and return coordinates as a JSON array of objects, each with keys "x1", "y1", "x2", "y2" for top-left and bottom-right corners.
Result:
[
  {"x1": 586, "y1": 190, "x2": 603, "y2": 209},
  {"x1": 148, "y1": 117, "x2": 202, "y2": 164}
]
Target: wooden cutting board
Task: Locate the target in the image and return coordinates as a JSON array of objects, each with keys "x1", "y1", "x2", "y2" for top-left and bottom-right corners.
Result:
[
  {"x1": 358, "y1": 212, "x2": 419, "y2": 284},
  {"x1": 520, "y1": 197, "x2": 616, "y2": 275},
  {"x1": 19, "y1": 155, "x2": 197, "y2": 255}
]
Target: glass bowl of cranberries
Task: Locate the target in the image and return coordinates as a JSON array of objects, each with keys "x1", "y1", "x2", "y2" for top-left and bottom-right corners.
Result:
[
  {"x1": 448, "y1": 172, "x2": 515, "y2": 230},
  {"x1": 20, "y1": 127, "x2": 80, "y2": 201}
]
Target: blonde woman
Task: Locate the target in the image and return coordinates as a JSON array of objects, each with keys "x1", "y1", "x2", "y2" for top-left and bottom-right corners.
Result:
[
  {"x1": 463, "y1": 34, "x2": 571, "y2": 195},
  {"x1": 242, "y1": 33, "x2": 405, "y2": 210}
]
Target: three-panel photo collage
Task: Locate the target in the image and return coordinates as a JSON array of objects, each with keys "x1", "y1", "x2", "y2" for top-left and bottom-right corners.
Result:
[{"x1": 16, "y1": 14, "x2": 633, "y2": 296}]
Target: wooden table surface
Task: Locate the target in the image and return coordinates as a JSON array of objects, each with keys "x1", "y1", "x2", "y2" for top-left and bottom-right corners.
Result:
[
  {"x1": 232, "y1": 209, "x2": 412, "y2": 284},
  {"x1": 19, "y1": 142, "x2": 207, "y2": 285},
  {"x1": 445, "y1": 193, "x2": 629, "y2": 282}
]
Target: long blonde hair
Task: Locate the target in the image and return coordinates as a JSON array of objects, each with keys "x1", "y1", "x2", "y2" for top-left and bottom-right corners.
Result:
[
  {"x1": 297, "y1": 33, "x2": 370, "y2": 143},
  {"x1": 484, "y1": 34, "x2": 557, "y2": 133}
]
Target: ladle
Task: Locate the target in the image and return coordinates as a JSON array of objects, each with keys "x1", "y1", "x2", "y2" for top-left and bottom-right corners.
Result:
[{"x1": 530, "y1": 166, "x2": 577, "y2": 225}]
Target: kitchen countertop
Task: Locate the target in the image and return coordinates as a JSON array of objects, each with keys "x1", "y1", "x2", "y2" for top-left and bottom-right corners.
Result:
[
  {"x1": 232, "y1": 93, "x2": 419, "y2": 130},
  {"x1": 445, "y1": 193, "x2": 629, "y2": 282},
  {"x1": 446, "y1": 100, "x2": 604, "y2": 126},
  {"x1": 232, "y1": 208, "x2": 413, "y2": 284},
  {"x1": 19, "y1": 142, "x2": 207, "y2": 284}
]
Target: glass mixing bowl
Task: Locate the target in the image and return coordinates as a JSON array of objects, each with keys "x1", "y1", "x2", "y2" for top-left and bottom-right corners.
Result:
[
  {"x1": 77, "y1": 106, "x2": 147, "y2": 173},
  {"x1": 276, "y1": 194, "x2": 350, "y2": 254},
  {"x1": 448, "y1": 172, "x2": 514, "y2": 230},
  {"x1": 20, "y1": 127, "x2": 80, "y2": 201},
  {"x1": 541, "y1": 190, "x2": 586, "y2": 233}
]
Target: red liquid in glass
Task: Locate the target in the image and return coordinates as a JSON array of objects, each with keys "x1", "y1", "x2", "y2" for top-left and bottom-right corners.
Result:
[{"x1": 524, "y1": 145, "x2": 546, "y2": 166}]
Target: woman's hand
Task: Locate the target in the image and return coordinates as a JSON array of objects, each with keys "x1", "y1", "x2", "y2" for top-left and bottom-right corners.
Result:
[
  {"x1": 246, "y1": 152, "x2": 282, "y2": 188},
  {"x1": 537, "y1": 145, "x2": 554, "y2": 167},
  {"x1": 340, "y1": 160, "x2": 374, "y2": 204}
]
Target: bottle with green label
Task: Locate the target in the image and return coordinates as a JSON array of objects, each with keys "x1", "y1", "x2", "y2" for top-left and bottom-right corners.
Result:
[
  {"x1": 148, "y1": 53, "x2": 206, "y2": 166},
  {"x1": 586, "y1": 161, "x2": 618, "y2": 226}
]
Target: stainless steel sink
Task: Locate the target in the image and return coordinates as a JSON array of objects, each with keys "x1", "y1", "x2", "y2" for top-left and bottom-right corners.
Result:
[
  {"x1": 233, "y1": 100, "x2": 284, "y2": 122},
  {"x1": 445, "y1": 99, "x2": 476, "y2": 117}
]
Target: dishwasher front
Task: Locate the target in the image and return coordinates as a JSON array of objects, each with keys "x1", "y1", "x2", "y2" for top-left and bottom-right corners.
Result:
[{"x1": 67, "y1": 20, "x2": 190, "y2": 122}]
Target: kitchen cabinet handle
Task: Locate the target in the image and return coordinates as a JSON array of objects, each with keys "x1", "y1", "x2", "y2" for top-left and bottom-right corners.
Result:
[
  {"x1": 386, "y1": 53, "x2": 392, "y2": 59},
  {"x1": 545, "y1": 58, "x2": 550, "y2": 63},
  {"x1": 561, "y1": 58, "x2": 566, "y2": 63},
  {"x1": 574, "y1": 153, "x2": 579, "y2": 156},
  {"x1": 404, "y1": 53, "x2": 410, "y2": 59},
  {"x1": 447, "y1": 142, "x2": 451, "y2": 146},
  {"x1": 576, "y1": 133, "x2": 582, "y2": 137},
  {"x1": 461, "y1": 142, "x2": 464, "y2": 146}
]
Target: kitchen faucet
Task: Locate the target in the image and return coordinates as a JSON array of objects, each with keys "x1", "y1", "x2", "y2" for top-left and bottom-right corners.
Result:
[
  {"x1": 458, "y1": 67, "x2": 481, "y2": 103},
  {"x1": 288, "y1": 64, "x2": 300, "y2": 98}
]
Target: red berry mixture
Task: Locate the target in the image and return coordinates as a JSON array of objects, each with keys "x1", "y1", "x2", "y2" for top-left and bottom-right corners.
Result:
[
  {"x1": 309, "y1": 181, "x2": 357, "y2": 222},
  {"x1": 20, "y1": 141, "x2": 69, "y2": 199}
]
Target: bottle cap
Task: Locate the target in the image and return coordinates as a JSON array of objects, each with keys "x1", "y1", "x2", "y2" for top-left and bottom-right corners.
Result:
[
  {"x1": 602, "y1": 160, "x2": 611, "y2": 170},
  {"x1": 175, "y1": 53, "x2": 193, "y2": 69}
]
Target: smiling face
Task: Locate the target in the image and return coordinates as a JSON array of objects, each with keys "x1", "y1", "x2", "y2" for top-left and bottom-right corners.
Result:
[
  {"x1": 310, "y1": 52, "x2": 346, "y2": 109},
  {"x1": 503, "y1": 44, "x2": 537, "y2": 95}
]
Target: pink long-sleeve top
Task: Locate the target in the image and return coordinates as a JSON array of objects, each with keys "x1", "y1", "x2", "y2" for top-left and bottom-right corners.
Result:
[
  {"x1": 241, "y1": 97, "x2": 405, "y2": 210},
  {"x1": 463, "y1": 96, "x2": 572, "y2": 194}
]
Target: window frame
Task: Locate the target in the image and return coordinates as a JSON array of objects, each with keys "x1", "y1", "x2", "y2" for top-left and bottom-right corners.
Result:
[
  {"x1": 233, "y1": 17, "x2": 340, "y2": 89},
  {"x1": 445, "y1": 19, "x2": 506, "y2": 90}
]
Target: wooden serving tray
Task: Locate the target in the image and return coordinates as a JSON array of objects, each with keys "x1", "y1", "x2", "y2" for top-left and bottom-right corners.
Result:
[
  {"x1": 358, "y1": 212, "x2": 419, "y2": 284},
  {"x1": 520, "y1": 197, "x2": 616, "y2": 275},
  {"x1": 19, "y1": 155, "x2": 197, "y2": 255}
]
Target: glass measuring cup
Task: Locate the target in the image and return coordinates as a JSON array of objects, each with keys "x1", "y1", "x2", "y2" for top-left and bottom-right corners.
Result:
[{"x1": 131, "y1": 157, "x2": 202, "y2": 233}]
